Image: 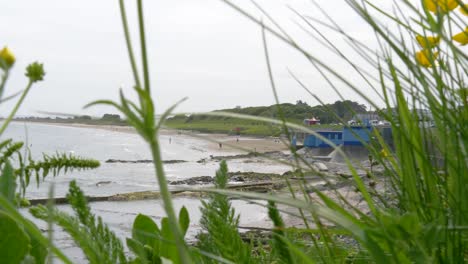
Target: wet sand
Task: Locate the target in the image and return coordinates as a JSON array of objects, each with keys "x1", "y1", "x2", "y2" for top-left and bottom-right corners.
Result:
[{"x1": 196, "y1": 133, "x2": 289, "y2": 153}]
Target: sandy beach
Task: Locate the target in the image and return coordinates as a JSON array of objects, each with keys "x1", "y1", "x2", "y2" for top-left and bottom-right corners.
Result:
[{"x1": 188, "y1": 133, "x2": 290, "y2": 153}]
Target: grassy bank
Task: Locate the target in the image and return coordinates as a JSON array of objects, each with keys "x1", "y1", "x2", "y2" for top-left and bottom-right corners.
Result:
[{"x1": 164, "y1": 117, "x2": 342, "y2": 137}]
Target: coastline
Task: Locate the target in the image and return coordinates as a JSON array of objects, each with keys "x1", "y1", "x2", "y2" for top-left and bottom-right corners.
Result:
[
  {"x1": 12, "y1": 120, "x2": 290, "y2": 153},
  {"x1": 11, "y1": 120, "x2": 377, "y2": 261}
]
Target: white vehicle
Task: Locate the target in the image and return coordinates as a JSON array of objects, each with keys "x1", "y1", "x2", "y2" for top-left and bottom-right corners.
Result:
[
  {"x1": 369, "y1": 120, "x2": 380, "y2": 126},
  {"x1": 347, "y1": 120, "x2": 357, "y2": 125},
  {"x1": 379, "y1": 121, "x2": 391, "y2": 126}
]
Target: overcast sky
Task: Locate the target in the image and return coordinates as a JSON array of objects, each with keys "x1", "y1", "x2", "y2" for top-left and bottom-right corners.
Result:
[{"x1": 1, "y1": 0, "x2": 394, "y2": 117}]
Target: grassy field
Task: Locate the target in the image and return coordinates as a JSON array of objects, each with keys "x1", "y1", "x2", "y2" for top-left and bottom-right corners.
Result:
[{"x1": 164, "y1": 118, "x2": 342, "y2": 137}]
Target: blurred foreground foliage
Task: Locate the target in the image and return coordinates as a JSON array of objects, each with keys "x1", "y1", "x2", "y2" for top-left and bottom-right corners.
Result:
[{"x1": 1, "y1": 0, "x2": 467, "y2": 263}]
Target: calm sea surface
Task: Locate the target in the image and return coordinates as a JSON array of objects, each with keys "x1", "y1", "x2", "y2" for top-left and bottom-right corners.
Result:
[{"x1": 3, "y1": 122, "x2": 290, "y2": 199}]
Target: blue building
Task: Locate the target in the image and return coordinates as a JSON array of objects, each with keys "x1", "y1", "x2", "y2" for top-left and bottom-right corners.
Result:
[
  {"x1": 303, "y1": 131, "x2": 343, "y2": 148},
  {"x1": 343, "y1": 126, "x2": 373, "y2": 146},
  {"x1": 301, "y1": 126, "x2": 374, "y2": 148}
]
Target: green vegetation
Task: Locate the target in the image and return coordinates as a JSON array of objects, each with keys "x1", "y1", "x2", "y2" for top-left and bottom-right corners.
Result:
[
  {"x1": 11, "y1": 113, "x2": 128, "y2": 126},
  {"x1": 31, "y1": 180, "x2": 126, "y2": 264},
  {"x1": 0, "y1": 131, "x2": 99, "y2": 263},
  {"x1": 1, "y1": 0, "x2": 467, "y2": 263},
  {"x1": 164, "y1": 101, "x2": 356, "y2": 136},
  {"x1": 213, "y1": 100, "x2": 367, "y2": 123},
  {"x1": 165, "y1": 118, "x2": 341, "y2": 136},
  {"x1": 9, "y1": 100, "x2": 362, "y2": 136},
  {"x1": 197, "y1": 161, "x2": 255, "y2": 263},
  {"x1": 165, "y1": 117, "x2": 284, "y2": 136}
]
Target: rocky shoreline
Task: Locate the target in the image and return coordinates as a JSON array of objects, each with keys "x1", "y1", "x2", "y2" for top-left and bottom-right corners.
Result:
[
  {"x1": 28, "y1": 145, "x2": 393, "y2": 258},
  {"x1": 27, "y1": 181, "x2": 286, "y2": 206},
  {"x1": 105, "y1": 159, "x2": 188, "y2": 164}
]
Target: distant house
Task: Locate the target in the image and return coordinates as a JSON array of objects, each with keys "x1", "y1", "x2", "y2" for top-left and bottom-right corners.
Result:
[
  {"x1": 303, "y1": 117, "x2": 320, "y2": 125},
  {"x1": 232, "y1": 127, "x2": 242, "y2": 135},
  {"x1": 349, "y1": 113, "x2": 381, "y2": 126}
]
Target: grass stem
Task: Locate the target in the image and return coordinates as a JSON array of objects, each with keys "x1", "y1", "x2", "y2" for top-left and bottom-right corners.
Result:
[
  {"x1": 118, "y1": 0, "x2": 142, "y2": 89},
  {"x1": 149, "y1": 138, "x2": 192, "y2": 263},
  {"x1": 0, "y1": 80, "x2": 33, "y2": 136}
]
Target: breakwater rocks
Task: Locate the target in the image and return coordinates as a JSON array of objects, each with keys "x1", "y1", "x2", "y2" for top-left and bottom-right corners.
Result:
[
  {"x1": 28, "y1": 190, "x2": 197, "y2": 205},
  {"x1": 169, "y1": 176, "x2": 213, "y2": 185},
  {"x1": 197, "y1": 151, "x2": 289, "y2": 163},
  {"x1": 28, "y1": 181, "x2": 285, "y2": 205},
  {"x1": 168, "y1": 171, "x2": 287, "y2": 185},
  {"x1": 105, "y1": 159, "x2": 187, "y2": 164}
]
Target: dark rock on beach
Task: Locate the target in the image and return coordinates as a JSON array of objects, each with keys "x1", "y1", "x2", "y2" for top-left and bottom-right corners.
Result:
[
  {"x1": 231, "y1": 175, "x2": 245, "y2": 182},
  {"x1": 96, "y1": 181, "x2": 112, "y2": 186},
  {"x1": 228, "y1": 171, "x2": 284, "y2": 181},
  {"x1": 169, "y1": 176, "x2": 214, "y2": 185},
  {"x1": 206, "y1": 151, "x2": 289, "y2": 162},
  {"x1": 163, "y1": 160, "x2": 188, "y2": 164},
  {"x1": 105, "y1": 159, "x2": 187, "y2": 164},
  {"x1": 106, "y1": 159, "x2": 152, "y2": 163},
  {"x1": 168, "y1": 171, "x2": 286, "y2": 186}
]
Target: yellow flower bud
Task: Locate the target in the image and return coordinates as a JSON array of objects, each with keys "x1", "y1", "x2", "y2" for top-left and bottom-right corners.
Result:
[
  {"x1": 25, "y1": 62, "x2": 46, "y2": 83},
  {"x1": 452, "y1": 27, "x2": 468, "y2": 45},
  {"x1": 424, "y1": 0, "x2": 459, "y2": 13},
  {"x1": 0, "y1": 46, "x2": 16, "y2": 69},
  {"x1": 416, "y1": 35, "x2": 440, "y2": 49},
  {"x1": 415, "y1": 49, "x2": 439, "y2": 67},
  {"x1": 380, "y1": 149, "x2": 388, "y2": 158}
]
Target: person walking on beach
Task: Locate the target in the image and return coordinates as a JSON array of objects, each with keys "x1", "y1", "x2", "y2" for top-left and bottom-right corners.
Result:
[
  {"x1": 219, "y1": 143, "x2": 222, "y2": 149},
  {"x1": 169, "y1": 137, "x2": 172, "y2": 144}
]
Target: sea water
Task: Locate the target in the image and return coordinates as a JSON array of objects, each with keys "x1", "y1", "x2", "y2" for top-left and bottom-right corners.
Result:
[
  {"x1": 2, "y1": 122, "x2": 290, "y2": 261},
  {"x1": 3, "y1": 122, "x2": 289, "y2": 198}
]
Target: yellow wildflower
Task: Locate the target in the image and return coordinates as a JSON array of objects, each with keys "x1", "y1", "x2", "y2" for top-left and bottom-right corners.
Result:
[
  {"x1": 416, "y1": 35, "x2": 440, "y2": 48},
  {"x1": 424, "y1": 0, "x2": 459, "y2": 13},
  {"x1": 452, "y1": 27, "x2": 468, "y2": 45},
  {"x1": 415, "y1": 49, "x2": 439, "y2": 67},
  {"x1": 460, "y1": 4, "x2": 468, "y2": 16},
  {"x1": 380, "y1": 149, "x2": 389, "y2": 158},
  {"x1": 0, "y1": 46, "x2": 16, "y2": 69}
]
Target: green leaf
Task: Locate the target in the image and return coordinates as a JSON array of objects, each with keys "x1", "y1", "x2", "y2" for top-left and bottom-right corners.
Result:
[
  {"x1": 279, "y1": 235, "x2": 315, "y2": 264},
  {"x1": 178, "y1": 206, "x2": 190, "y2": 237},
  {"x1": 132, "y1": 214, "x2": 160, "y2": 247},
  {"x1": 27, "y1": 226, "x2": 48, "y2": 264},
  {"x1": 127, "y1": 238, "x2": 149, "y2": 264},
  {"x1": 159, "y1": 218, "x2": 178, "y2": 262},
  {"x1": 0, "y1": 211, "x2": 30, "y2": 264},
  {"x1": 0, "y1": 139, "x2": 12, "y2": 151},
  {"x1": 0, "y1": 161, "x2": 16, "y2": 204}
]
